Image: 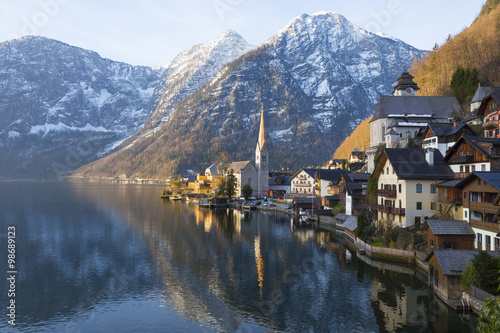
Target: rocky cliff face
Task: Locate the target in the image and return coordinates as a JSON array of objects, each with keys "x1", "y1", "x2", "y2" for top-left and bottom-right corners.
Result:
[{"x1": 75, "y1": 12, "x2": 425, "y2": 179}]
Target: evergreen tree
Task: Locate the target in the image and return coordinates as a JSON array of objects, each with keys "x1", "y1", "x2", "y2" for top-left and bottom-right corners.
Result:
[
  {"x1": 355, "y1": 212, "x2": 365, "y2": 239},
  {"x1": 242, "y1": 183, "x2": 253, "y2": 200},
  {"x1": 450, "y1": 66, "x2": 481, "y2": 104}
]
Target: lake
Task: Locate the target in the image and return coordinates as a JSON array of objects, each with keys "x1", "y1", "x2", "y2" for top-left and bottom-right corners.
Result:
[{"x1": 0, "y1": 182, "x2": 478, "y2": 332}]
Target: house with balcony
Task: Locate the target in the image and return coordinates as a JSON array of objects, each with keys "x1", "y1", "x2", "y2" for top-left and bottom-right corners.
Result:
[
  {"x1": 455, "y1": 172, "x2": 500, "y2": 251},
  {"x1": 372, "y1": 148, "x2": 454, "y2": 228},
  {"x1": 421, "y1": 123, "x2": 474, "y2": 157},
  {"x1": 444, "y1": 135, "x2": 500, "y2": 178},
  {"x1": 290, "y1": 169, "x2": 316, "y2": 194},
  {"x1": 337, "y1": 172, "x2": 370, "y2": 216},
  {"x1": 477, "y1": 87, "x2": 500, "y2": 138},
  {"x1": 435, "y1": 179, "x2": 463, "y2": 220}
]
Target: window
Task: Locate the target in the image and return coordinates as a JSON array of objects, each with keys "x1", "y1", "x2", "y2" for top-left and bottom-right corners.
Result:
[
  {"x1": 465, "y1": 210, "x2": 468, "y2": 218},
  {"x1": 431, "y1": 202, "x2": 436, "y2": 210},
  {"x1": 430, "y1": 184, "x2": 436, "y2": 193},
  {"x1": 386, "y1": 167, "x2": 389, "y2": 174},
  {"x1": 495, "y1": 238, "x2": 500, "y2": 250},
  {"x1": 399, "y1": 184, "x2": 402, "y2": 193},
  {"x1": 486, "y1": 236, "x2": 491, "y2": 249},
  {"x1": 382, "y1": 169, "x2": 384, "y2": 175},
  {"x1": 464, "y1": 191, "x2": 467, "y2": 199},
  {"x1": 415, "y1": 217, "x2": 421, "y2": 226},
  {"x1": 416, "y1": 202, "x2": 422, "y2": 210},
  {"x1": 478, "y1": 179, "x2": 481, "y2": 185},
  {"x1": 482, "y1": 164, "x2": 486, "y2": 171},
  {"x1": 416, "y1": 184, "x2": 422, "y2": 193},
  {"x1": 431, "y1": 239, "x2": 434, "y2": 248},
  {"x1": 460, "y1": 166, "x2": 464, "y2": 173},
  {"x1": 444, "y1": 242, "x2": 455, "y2": 249},
  {"x1": 472, "y1": 165, "x2": 475, "y2": 172},
  {"x1": 478, "y1": 233, "x2": 483, "y2": 244}
]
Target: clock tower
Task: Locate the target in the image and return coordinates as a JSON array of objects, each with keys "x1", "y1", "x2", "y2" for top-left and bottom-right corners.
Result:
[
  {"x1": 392, "y1": 66, "x2": 419, "y2": 96},
  {"x1": 255, "y1": 109, "x2": 269, "y2": 196}
]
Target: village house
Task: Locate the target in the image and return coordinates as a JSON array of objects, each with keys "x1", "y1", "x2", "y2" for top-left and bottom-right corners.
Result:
[
  {"x1": 444, "y1": 135, "x2": 500, "y2": 178},
  {"x1": 372, "y1": 148, "x2": 454, "y2": 228},
  {"x1": 349, "y1": 149, "x2": 365, "y2": 163},
  {"x1": 366, "y1": 69, "x2": 462, "y2": 172},
  {"x1": 337, "y1": 172, "x2": 370, "y2": 216},
  {"x1": 477, "y1": 87, "x2": 500, "y2": 138},
  {"x1": 290, "y1": 169, "x2": 315, "y2": 194},
  {"x1": 424, "y1": 249, "x2": 500, "y2": 306},
  {"x1": 455, "y1": 172, "x2": 500, "y2": 251},
  {"x1": 421, "y1": 123, "x2": 475, "y2": 157},
  {"x1": 314, "y1": 169, "x2": 347, "y2": 198},
  {"x1": 194, "y1": 162, "x2": 223, "y2": 195},
  {"x1": 424, "y1": 219, "x2": 475, "y2": 253},
  {"x1": 435, "y1": 179, "x2": 463, "y2": 220},
  {"x1": 462, "y1": 86, "x2": 496, "y2": 125},
  {"x1": 268, "y1": 174, "x2": 291, "y2": 197}
]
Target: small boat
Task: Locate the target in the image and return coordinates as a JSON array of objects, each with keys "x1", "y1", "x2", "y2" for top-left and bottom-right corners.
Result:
[
  {"x1": 242, "y1": 201, "x2": 257, "y2": 210},
  {"x1": 171, "y1": 196, "x2": 184, "y2": 201}
]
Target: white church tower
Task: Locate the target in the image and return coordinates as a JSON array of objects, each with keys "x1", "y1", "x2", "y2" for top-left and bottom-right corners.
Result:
[{"x1": 255, "y1": 109, "x2": 269, "y2": 196}]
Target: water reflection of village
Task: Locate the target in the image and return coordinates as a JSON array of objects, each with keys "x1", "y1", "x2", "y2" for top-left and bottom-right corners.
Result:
[{"x1": 69, "y1": 184, "x2": 476, "y2": 332}]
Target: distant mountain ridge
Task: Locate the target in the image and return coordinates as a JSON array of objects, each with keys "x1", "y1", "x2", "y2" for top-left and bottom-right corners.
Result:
[
  {"x1": 75, "y1": 12, "x2": 425, "y2": 179},
  {"x1": 0, "y1": 31, "x2": 254, "y2": 179}
]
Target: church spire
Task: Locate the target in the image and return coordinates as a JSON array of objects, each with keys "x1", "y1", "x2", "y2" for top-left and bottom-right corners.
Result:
[{"x1": 257, "y1": 107, "x2": 267, "y2": 150}]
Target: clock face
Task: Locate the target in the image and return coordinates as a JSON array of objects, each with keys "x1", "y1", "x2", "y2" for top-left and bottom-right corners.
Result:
[{"x1": 406, "y1": 88, "x2": 412, "y2": 94}]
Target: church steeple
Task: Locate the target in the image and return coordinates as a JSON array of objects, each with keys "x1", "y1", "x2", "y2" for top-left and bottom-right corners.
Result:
[
  {"x1": 257, "y1": 108, "x2": 267, "y2": 150},
  {"x1": 255, "y1": 107, "x2": 269, "y2": 196}
]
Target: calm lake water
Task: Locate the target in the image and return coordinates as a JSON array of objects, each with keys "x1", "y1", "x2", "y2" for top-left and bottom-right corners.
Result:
[{"x1": 0, "y1": 182, "x2": 478, "y2": 332}]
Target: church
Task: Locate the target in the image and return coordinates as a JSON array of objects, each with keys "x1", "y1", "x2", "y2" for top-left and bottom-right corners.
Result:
[
  {"x1": 194, "y1": 109, "x2": 269, "y2": 197},
  {"x1": 225, "y1": 109, "x2": 269, "y2": 196}
]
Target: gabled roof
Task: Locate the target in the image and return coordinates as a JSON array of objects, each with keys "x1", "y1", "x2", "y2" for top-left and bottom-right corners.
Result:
[
  {"x1": 206, "y1": 162, "x2": 225, "y2": 176},
  {"x1": 454, "y1": 172, "x2": 500, "y2": 191},
  {"x1": 444, "y1": 135, "x2": 500, "y2": 161},
  {"x1": 372, "y1": 148, "x2": 454, "y2": 180},
  {"x1": 424, "y1": 123, "x2": 472, "y2": 138},
  {"x1": 426, "y1": 250, "x2": 500, "y2": 276},
  {"x1": 269, "y1": 175, "x2": 291, "y2": 186},
  {"x1": 471, "y1": 86, "x2": 493, "y2": 103},
  {"x1": 426, "y1": 219, "x2": 475, "y2": 236},
  {"x1": 343, "y1": 216, "x2": 358, "y2": 232},
  {"x1": 334, "y1": 213, "x2": 351, "y2": 222},
  {"x1": 478, "y1": 87, "x2": 500, "y2": 117},
  {"x1": 370, "y1": 96, "x2": 462, "y2": 123},
  {"x1": 340, "y1": 172, "x2": 370, "y2": 195},
  {"x1": 291, "y1": 168, "x2": 347, "y2": 182},
  {"x1": 427, "y1": 250, "x2": 477, "y2": 276},
  {"x1": 227, "y1": 161, "x2": 256, "y2": 174}
]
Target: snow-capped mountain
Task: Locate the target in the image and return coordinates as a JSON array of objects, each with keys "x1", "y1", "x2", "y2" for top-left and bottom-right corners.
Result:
[
  {"x1": 142, "y1": 29, "x2": 254, "y2": 131},
  {"x1": 76, "y1": 12, "x2": 426, "y2": 179},
  {"x1": 0, "y1": 36, "x2": 166, "y2": 178},
  {"x1": 0, "y1": 31, "x2": 253, "y2": 179}
]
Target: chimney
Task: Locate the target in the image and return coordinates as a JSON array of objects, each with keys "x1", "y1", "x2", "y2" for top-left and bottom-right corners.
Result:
[{"x1": 425, "y1": 148, "x2": 435, "y2": 166}]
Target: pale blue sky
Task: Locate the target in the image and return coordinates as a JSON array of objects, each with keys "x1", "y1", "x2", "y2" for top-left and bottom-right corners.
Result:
[{"x1": 0, "y1": 0, "x2": 485, "y2": 67}]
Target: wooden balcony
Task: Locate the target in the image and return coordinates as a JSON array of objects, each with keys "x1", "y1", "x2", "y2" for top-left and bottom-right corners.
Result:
[
  {"x1": 470, "y1": 219, "x2": 500, "y2": 233},
  {"x1": 391, "y1": 207, "x2": 406, "y2": 215},
  {"x1": 377, "y1": 205, "x2": 390, "y2": 213},
  {"x1": 378, "y1": 189, "x2": 397, "y2": 198},
  {"x1": 377, "y1": 205, "x2": 406, "y2": 215},
  {"x1": 469, "y1": 201, "x2": 499, "y2": 215},
  {"x1": 483, "y1": 120, "x2": 499, "y2": 129},
  {"x1": 454, "y1": 172, "x2": 469, "y2": 179}
]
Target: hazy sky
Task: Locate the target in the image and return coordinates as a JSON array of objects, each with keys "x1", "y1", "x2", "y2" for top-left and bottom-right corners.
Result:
[{"x1": 0, "y1": 0, "x2": 485, "y2": 67}]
